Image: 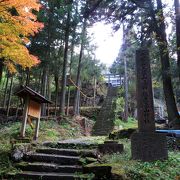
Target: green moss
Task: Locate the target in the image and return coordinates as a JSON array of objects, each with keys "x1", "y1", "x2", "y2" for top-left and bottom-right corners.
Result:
[
  {"x1": 0, "y1": 151, "x2": 21, "y2": 178},
  {"x1": 15, "y1": 161, "x2": 29, "y2": 167},
  {"x1": 80, "y1": 107, "x2": 101, "y2": 120},
  {"x1": 114, "y1": 118, "x2": 138, "y2": 131}
]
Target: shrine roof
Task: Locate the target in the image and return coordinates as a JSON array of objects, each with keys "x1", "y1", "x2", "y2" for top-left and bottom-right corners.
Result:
[{"x1": 15, "y1": 86, "x2": 52, "y2": 104}]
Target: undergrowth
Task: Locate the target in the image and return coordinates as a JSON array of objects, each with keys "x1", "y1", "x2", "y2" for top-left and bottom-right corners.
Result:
[
  {"x1": 114, "y1": 117, "x2": 138, "y2": 130},
  {"x1": 100, "y1": 139, "x2": 180, "y2": 180},
  {"x1": 0, "y1": 118, "x2": 85, "y2": 177}
]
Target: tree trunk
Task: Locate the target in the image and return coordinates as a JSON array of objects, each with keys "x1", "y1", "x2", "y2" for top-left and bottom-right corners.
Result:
[
  {"x1": 18, "y1": 69, "x2": 25, "y2": 86},
  {"x1": 47, "y1": 75, "x2": 52, "y2": 116},
  {"x1": 66, "y1": 86, "x2": 71, "y2": 116},
  {"x1": 60, "y1": 7, "x2": 71, "y2": 115},
  {"x1": 41, "y1": 67, "x2": 48, "y2": 116},
  {"x1": 150, "y1": 0, "x2": 180, "y2": 128},
  {"x1": 73, "y1": 19, "x2": 87, "y2": 116},
  {"x1": 54, "y1": 76, "x2": 59, "y2": 116},
  {"x1": 26, "y1": 68, "x2": 30, "y2": 86},
  {"x1": 124, "y1": 55, "x2": 128, "y2": 121},
  {"x1": 1, "y1": 69, "x2": 7, "y2": 91},
  {"x1": 66, "y1": 38, "x2": 75, "y2": 116},
  {"x1": 77, "y1": 87, "x2": 81, "y2": 114},
  {"x1": 93, "y1": 77, "x2": 97, "y2": 107},
  {"x1": 174, "y1": 0, "x2": 180, "y2": 80},
  {"x1": 3, "y1": 74, "x2": 9, "y2": 108},
  {"x1": 37, "y1": 70, "x2": 42, "y2": 93},
  {"x1": 122, "y1": 23, "x2": 128, "y2": 121},
  {"x1": 0, "y1": 60, "x2": 4, "y2": 84},
  {"x1": 6, "y1": 76, "x2": 13, "y2": 116}
]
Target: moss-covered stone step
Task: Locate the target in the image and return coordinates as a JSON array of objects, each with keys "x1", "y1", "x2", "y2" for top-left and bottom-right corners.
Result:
[
  {"x1": 16, "y1": 162, "x2": 82, "y2": 173},
  {"x1": 24, "y1": 153, "x2": 81, "y2": 165},
  {"x1": 36, "y1": 148, "x2": 98, "y2": 158},
  {"x1": 92, "y1": 129, "x2": 113, "y2": 136},
  {"x1": 92, "y1": 87, "x2": 118, "y2": 136},
  {"x1": 36, "y1": 148, "x2": 80, "y2": 156},
  {"x1": 8, "y1": 171, "x2": 89, "y2": 180},
  {"x1": 43, "y1": 141, "x2": 99, "y2": 150},
  {"x1": 109, "y1": 128, "x2": 137, "y2": 139}
]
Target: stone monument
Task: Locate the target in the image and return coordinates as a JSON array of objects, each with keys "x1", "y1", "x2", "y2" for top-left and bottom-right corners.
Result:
[{"x1": 131, "y1": 49, "x2": 168, "y2": 161}]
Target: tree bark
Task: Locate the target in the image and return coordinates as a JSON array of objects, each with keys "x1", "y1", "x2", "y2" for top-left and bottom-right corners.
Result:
[
  {"x1": 37, "y1": 70, "x2": 42, "y2": 93},
  {"x1": 3, "y1": 74, "x2": 9, "y2": 108},
  {"x1": 6, "y1": 76, "x2": 13, "y2": 116},
  {"x1": 41, "y1": 66, "x2": 48, "y2": 116},
  {"x1": 25, "y1": 68, "x2": 30, "y2": 86},
  {"x1": 174, "y1": 0, "x2": 180, "y2": 80},
  {"x1": 47, "y1": 75, "x2": 52, "y2": 117},
  {"x1": 60, "y1": 7, "x2": 71, "y2": 115},
  {"x1": 93, "y1": 77, "x2": 97, "y2": 107},
  {"x1": 54, "y1": 76, "x2": 59, "y2": 116},
  {"x1": 66, "y1": 36, "x2": 75, "y2": 116},
  {"x1": 122, "y1": 23, "x2": 128, "y2": 121},
  {"x1": 0, "y1": 59, "x2": 3, "y2": 84},
  {"x1": 124, "y1": 55, "x2": 128, "y2": 121},
  {"x1": 73, "y1": 18, "x2": 87, "y2": 116}
]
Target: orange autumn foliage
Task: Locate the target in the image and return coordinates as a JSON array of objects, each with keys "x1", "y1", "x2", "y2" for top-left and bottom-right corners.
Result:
[{"x1": 0, "y1": 0, "x2": 44, "y2": 73}]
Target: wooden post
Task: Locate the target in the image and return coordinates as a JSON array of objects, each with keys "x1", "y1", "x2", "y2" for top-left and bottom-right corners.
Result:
[{"x1": 20, "y1": 96, "x2": 29, "y2": 138}]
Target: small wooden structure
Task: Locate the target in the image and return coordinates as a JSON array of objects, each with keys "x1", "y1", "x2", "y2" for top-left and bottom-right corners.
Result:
[{"x1": 16, "y1": 86, "x2": 52, "y2": 140}]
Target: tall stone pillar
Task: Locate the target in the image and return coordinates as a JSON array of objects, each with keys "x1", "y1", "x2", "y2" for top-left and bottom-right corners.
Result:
[{"x1": 131, "y1": 49, "x2": 168, "y2": 161}]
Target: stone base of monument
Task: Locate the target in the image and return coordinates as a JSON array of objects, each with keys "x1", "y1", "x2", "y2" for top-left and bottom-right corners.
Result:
[
  {"x1": 98, "y1": 141, "x2": 124, "y2": 154},
  {"x1": 131, "y1": 132, "x2": 168, "y2": 162}
]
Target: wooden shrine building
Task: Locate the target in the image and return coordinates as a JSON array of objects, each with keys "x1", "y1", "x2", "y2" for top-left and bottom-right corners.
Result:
[{"x1": 16, "y1": 86, "x2": 52, "y2": 140}]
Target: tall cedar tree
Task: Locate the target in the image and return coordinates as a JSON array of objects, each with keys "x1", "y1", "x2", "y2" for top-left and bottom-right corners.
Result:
[
  {"x1": 174, "y1": 0, "x2": 180, "y2": 80},
  {"x1": 148, "y1": 0, "x2": 180, "y2": 128},
  {"x1": 60, "y1": 2, "x2": 72, "y2": 114},
  {"x1": 73, "y1": 0, "x2": 104, "y2": 116}
]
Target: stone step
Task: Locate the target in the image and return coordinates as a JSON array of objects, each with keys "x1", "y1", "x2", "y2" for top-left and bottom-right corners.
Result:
[
  {"x1": 36, "y1": 148, "x2": 98, "y2": 158},
  {"x1": 93, "y1": 128, "x2": 112, "y2": 131},
  {"x1": 93, "y1": 129, "x2": 113, "y2": 132},
  {"x1": 16, "y1": 162, "x2": 82, "y2": 173},
  {"x1": 36, "y1": 148, "x2": 80, "y2": 156},
  {"x1": 93, "y1": 122, "x2": 113, "y2": 124},
  {"x1": 93, "y1": 133, "x2": 109, "y2": 136},
  {"x1": 93, "y1": 127, "x2": 113, "y2": 131},
  {"x1": 92, "y1": 131, "x2": 111, "y2": 136},
  {"x1": 8, "y1": 171, "x2": 88, "y2": 180},
  {"x1": 58, "y1": 143, "x2": 98, "y2": 150},
  {"x1": 24, "y1": 153, "x2": 81, "y2": 165},
  {"x1": 43, "y1": 142, "x2": 98, "y2": 149}
]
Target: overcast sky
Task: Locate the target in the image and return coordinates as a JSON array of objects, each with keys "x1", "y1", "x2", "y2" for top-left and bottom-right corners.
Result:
[{"x1": 88, "y1": 23, "x2": 123, "y2": 67}]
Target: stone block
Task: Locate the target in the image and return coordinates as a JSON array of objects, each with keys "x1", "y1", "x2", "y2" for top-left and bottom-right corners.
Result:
[
  {"x1": 98, "y1": 141, "x2": 123, "y2": 154},
  {"x1": 83, "y1": 165, "x2": 112, "y2": 179},
  {"x1": 131, "y1": 132, "x2": 168, "y2": 161}
]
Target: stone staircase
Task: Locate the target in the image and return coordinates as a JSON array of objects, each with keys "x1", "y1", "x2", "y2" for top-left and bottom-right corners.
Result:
[
  {"x1": 8, "y1": 141, "x2": 99, "y2": 180},
  {"x1": 92, "y1": 87, "x2": 118, "y2": 136}
]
